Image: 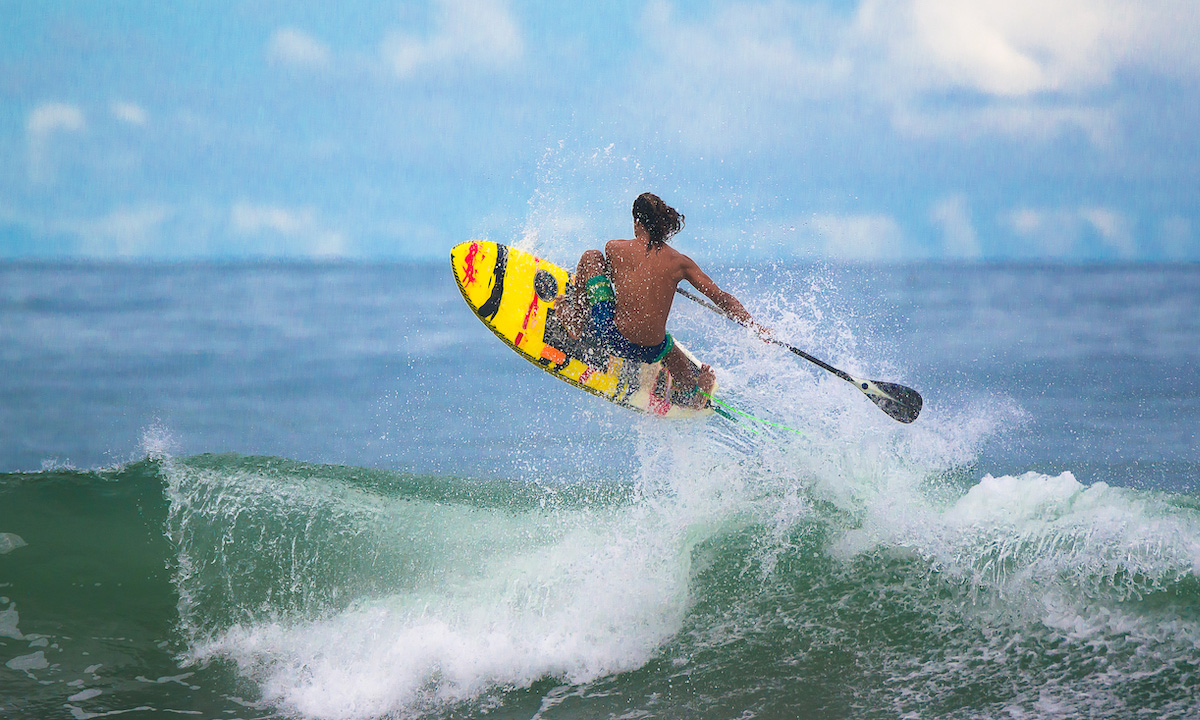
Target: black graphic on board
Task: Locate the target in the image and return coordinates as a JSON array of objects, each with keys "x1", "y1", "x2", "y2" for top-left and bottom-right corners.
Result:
[
  {"x1": 533, "y1": 269, "x2": 558, "y2": 302},
  {"x1": 477, "y1": 245, "x2": 508, "y2": 321}
]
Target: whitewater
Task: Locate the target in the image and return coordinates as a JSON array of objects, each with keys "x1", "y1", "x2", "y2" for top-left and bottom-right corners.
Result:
[{"x1": 1, "y1": 259, "x2": 1197, "y2": 719}]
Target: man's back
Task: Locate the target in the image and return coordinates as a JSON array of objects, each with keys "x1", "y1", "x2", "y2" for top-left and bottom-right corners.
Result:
[{"x1": 604, "y1": 237, "x2": 686, "y2": 347}]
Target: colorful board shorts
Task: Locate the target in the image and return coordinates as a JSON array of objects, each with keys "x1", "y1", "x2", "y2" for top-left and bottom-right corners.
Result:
[{"x1": 586, "y1": 275, "x2": 674, "y2": 364}]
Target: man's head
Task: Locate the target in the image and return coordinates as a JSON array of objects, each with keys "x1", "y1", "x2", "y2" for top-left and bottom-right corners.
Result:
[{"x1": 632, "y1": 192, "x2": 684, "y2": 249}]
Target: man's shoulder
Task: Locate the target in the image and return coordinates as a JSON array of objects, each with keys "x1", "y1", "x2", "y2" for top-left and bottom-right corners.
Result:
[
  {"x1": 666, "y1": 245, "x2": 697, "y2": 268},
  {"x1": 604, "y1": 237, "x2": 634, "y2": 255}
]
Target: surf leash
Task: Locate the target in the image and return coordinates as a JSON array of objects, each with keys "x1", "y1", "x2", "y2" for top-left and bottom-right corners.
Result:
[
  {"x1": 676, "y1": 287, "x2": 923, "y2": 424},
  {"x1": 701, "y1": 391, "x2": 807, "y2": 437}
]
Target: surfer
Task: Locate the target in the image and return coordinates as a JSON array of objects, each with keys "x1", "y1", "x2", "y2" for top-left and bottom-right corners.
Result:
[{"x1": 556, "y1": 192, "x2": 769, "y2": 409}]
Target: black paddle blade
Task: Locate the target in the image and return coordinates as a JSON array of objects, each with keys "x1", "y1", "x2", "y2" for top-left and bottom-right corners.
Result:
[{"x1": 863, "y1": 381, "x2": 923, "y2": 423}]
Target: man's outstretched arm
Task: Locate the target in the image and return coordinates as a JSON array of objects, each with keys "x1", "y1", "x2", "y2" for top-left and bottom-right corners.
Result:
[{"x1": 682, "y1": 258, "x2": 771, "y2": 338}]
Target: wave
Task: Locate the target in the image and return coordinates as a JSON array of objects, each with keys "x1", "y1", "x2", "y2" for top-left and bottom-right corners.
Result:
[{"x1": 6, "y1": 436, "x2": 1198, "y2": 720}]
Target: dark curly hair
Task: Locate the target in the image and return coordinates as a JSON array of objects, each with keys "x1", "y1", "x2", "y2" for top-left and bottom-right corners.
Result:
[{"x1": 632, "y1": 192, "x2": 684, "y2": 249}]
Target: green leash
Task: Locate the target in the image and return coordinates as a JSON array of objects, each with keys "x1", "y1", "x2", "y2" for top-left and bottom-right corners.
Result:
[{"x1": 702, "y1": 391, "x2": 807, "y2": 437}]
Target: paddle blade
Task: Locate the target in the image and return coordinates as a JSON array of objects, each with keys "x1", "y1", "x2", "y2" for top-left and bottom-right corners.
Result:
[{"x1": 860, "y1": 380, "x2": 923, "y2": 423}]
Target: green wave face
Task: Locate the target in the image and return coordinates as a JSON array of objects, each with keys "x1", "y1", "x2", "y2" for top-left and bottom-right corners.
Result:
[{"x1": 3, "y1": 453, "x2": 1200, "y2": 720}]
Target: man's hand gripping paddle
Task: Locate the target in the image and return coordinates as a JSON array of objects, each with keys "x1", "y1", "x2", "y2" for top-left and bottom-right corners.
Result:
[{"x1": 675, "y1": 287, "x2": 923, "y2": 424}]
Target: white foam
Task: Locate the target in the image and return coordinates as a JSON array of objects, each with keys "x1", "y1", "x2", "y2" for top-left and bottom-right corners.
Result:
[
  {"x1": 946, "y1": 471, "x2": 1090, "y2": 524},
  {"x1": 0, "y1": 532, "x2": 28, "y2": 554},
  {"x1": 832, "y1": 461, "x2": 1200, "y2": 638},
  {"x1": 6, "y1": 650, "x2": 48, "y2": 672},
  {"x1": 192, "y1": 505, "x2": 697, "y2": 720},
  {"x1": 0, "y1": 603, "x2": 22, "y2": 640}
]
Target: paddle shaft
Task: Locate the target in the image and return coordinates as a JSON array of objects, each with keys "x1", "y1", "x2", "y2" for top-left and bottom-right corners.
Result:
[{"x1": 674, "y1": 287, "x2": 855, "y2": 384}]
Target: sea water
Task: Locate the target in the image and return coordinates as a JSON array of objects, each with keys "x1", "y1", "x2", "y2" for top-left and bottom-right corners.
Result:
[{"x1": 1, "y1": 260, "x2": 1197, "y2": 719}]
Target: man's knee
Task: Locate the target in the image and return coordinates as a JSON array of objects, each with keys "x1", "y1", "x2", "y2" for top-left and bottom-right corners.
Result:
[{"x1": 578, "y1": 249, "x2": 605, "y2": 277}]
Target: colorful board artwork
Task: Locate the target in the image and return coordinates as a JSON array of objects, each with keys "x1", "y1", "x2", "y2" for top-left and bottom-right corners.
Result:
[{"x1": 450, "y1": 241, "x2": 715, "y2": 418}]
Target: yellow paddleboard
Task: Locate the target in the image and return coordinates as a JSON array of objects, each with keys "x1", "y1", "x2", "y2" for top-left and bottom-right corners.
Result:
[{"x1": 450, "y1": 241, "x2": 715, "y2": 418}]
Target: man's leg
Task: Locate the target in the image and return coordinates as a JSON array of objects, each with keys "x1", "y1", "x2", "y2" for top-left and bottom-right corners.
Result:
[
  {"x1": 663, "y1": 346, "x2": 714, "y2": 409},
  {"x1": 555, "y1": 249, "x2": 606, "y2": 340}
]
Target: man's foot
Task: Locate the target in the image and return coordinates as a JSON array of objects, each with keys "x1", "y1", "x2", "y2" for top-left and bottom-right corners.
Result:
[
  {"x1": 689, "y1": 364, "x2": 716, "y2": 408},
  {"x1": 671, "y1": 364, "x2": 715, "y2": 409}
]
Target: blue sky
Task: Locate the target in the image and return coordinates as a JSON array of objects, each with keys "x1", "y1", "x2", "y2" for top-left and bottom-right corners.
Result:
[{"x1": 2, "y1": 0, "x2": 1198, "y2": 262}]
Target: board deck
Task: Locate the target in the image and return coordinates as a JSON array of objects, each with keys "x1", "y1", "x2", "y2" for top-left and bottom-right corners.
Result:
[{"x1": 451, "y1": 241, "x2": 715, "y2": 418}]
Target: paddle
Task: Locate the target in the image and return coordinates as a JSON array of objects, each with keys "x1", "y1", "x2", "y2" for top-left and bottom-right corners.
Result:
[{"x1": 675, "y1": 287, "x2": 923, "y2": 424}]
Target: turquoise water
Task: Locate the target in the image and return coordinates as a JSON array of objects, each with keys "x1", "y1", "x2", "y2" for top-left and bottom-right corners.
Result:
[{"x1": 2, "y1": 262, "x2": 1198, "y2": 719}]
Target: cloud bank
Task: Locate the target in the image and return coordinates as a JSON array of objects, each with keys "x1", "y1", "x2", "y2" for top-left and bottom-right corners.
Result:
[
  {"x1": 1, "y1": 1, "x2": 1195, "y2": 261},
  {"x1": 231, "y1": 203, "x2": 347, "y2": 257},
  {"x1": 636, "y1": 0, "x2": 1200, "y2": 146}
]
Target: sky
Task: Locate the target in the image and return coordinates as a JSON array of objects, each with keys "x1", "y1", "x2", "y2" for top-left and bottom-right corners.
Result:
[{"x1": 2, "y1": 0, "x2": 1199, "y2": 262}]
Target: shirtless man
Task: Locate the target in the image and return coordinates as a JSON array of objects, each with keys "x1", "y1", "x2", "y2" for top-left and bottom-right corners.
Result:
[{"x1": 556, "y1": 193, "x2": 768, "y2": 409}]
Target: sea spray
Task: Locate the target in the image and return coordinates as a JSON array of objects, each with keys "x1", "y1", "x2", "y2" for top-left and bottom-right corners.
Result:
[
  {"x1": 621, "y1": 292, "x2": 1200, "y2": 718},
  {"x1": 167, "y1": 454, "x2": 707, "y2": 719}
]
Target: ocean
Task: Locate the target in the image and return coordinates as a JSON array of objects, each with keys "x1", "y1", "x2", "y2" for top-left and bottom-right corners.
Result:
[{"x1": 1, "y1": 259, "x2": 1197, "y2": 719}]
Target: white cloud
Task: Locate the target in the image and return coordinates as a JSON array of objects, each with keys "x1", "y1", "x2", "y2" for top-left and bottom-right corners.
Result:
[
  {"x1": 380, "y1": 0, "x2": 523, "y2": 79},
  {"x1": 111, "y1": 101, "x2": 148, "y2": 126},
  {"x1": 1003, "y1": 208, "x2": 1079, "y2": 257},
  {"x1": 930, "y1": 195, "x2": 981, "y2": 259},
  {"x1": 27, "y1": 103, "x2": 86, "y2": 136},
  {"x1": 1080, "y1": 206, "x2": 1135, "y2": 258},
  {"x1": 634, "y1": 0, "x2": 1200, "y2": 148},
  {"x1": 1003, "y1": 205, "x2": 1137, "y2": 259},
  {"x1": 3, "y1": 203, "x2": 175, "y2": 256},
  {"x1": 856, "y1": 0, "x2": 1117, "y2": 98},
  {"x1": 267, "y1": 28, "x2": 332, "y2": 70},
  {"x1": 73, "y1": 206, "x2": 175, "y2": 256},
  {"x1": 231, "y1": 202, "x2": 347, "y2": 257},
  {"x1": 2, "y1": 201, "x2": 351, "y2": 258},
  {"x1": 854, "y1": 0, "x2": 1200, "y2": 101},
  {"x1": 811, "y1": 213, "x2": 906, "y2": 261},
  {"x1": 855, "y1": 0, "x2": 1200, "y2": 143},
  {"x1": 26, "y1": 102, "x2": 86, "y2": 184}
]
